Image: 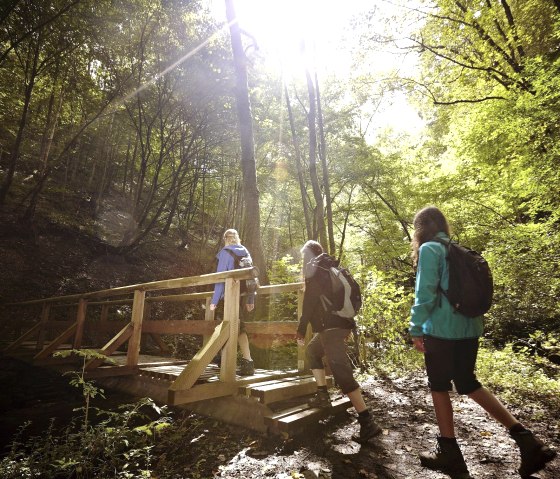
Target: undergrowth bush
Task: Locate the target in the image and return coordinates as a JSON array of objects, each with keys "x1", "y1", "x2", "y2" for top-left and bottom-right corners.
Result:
[
  {"x1": 476, "y1": 343, "x2": 560, "y2": 420},
  {"x1": 0, "y1": 349, "x2": 171, "y2": 478},
  {"x1": 358, "y1": 271, "x2": 415, "y2": 371}
]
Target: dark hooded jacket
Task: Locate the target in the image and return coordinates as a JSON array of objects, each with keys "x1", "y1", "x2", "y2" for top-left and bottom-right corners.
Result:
[{"x1": 297, "y1": 253, "x2": 356, "y2": 336}]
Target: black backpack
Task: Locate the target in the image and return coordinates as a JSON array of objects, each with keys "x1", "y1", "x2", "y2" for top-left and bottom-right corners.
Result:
[
  {"x1": 225, "y1": 249, "x2": 259, "y2": 296},
  {"x1": 310, "y1": 253, "x2": 362, "y2": 319},
  {"x1": 433, "y1": 237, "x2": 493, "y2": 317}
]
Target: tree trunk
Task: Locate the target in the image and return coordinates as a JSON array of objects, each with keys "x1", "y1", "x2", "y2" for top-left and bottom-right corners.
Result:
[
  {"x1": 315, "y1": 72, "x2": 335, "y2": 255},
  {"x1": 0, "y1": 36, "x2": 40, "y2": 206},
  {"x1": 285, "y1": 85, "x2": 312, "y2": 239},
  {"x1": 24, "y1": 74, "x2": 65, "y2": 222},
  {"x1": 225, "y1": 0, "x2": 268, "y2": 282},
  {"x1": 305, "y1": 63, "x2": 327, "y2": 247}
]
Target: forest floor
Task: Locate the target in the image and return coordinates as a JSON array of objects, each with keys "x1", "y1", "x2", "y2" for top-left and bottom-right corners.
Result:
[{"x1": 0, "y1": 356, "x2": 558, "y2": 479}]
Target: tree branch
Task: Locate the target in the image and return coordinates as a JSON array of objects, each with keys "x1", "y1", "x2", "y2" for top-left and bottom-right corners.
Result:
[{"x1": 0, "y1": 0, "x2": 82, "y2": 66}]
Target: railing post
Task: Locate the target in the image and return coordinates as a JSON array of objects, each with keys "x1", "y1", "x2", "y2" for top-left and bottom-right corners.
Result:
[
  {"x1": 127, "y1": 290, "x2": 146, "y2": 367},
  {"x1": 203, "y1": 297, "x2": 214, "y2": 347},
  {"x1": 141, "y1": 301, "x2": 152, "y2": 352},
  {"x1": 72, "y1": 298, "x2": 88, "y2": 349},
  {"x1": 36, "y1": 303, "x2": 51, "y2": 350},
  {"x1": 220, "y1": 277, "x2": 240, "y2": 382},
  {"x1": 296, "y1": 288, "x2": 308, "y2": 371}
]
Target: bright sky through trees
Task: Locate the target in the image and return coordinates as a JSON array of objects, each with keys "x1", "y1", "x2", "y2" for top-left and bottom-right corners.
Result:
[{"x1": 208, "y1": 0, "x2": 424, "y2": 136}]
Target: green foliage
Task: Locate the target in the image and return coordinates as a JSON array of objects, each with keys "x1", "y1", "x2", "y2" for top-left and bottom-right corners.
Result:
[
  {"x1": 0, "y1": 398, "x2": 170, "y2": 479},
  {"x1": 0, "y1": 348, "x2": 170, "y2": 478},
  {"x1": 266, "y1": 254, "x2": 301, "y2": 321},
  {"x1": 476, "y1": 343, "x2": 560, "y2": 421},
  {"x1": 358, "y1": 270, "x2": 416, "y2": 370},
  {"x1": 484, "y1": 223, "x2": 560, "y2": 343}
]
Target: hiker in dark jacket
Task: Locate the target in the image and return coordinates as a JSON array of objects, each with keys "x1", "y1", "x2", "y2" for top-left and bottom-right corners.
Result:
[
  {"x1": 210, "y1": 228, "x2": 255, "y2": 376},
  {"x1": 410, "y1": 206, "x2": 556, "y2": 479},
  {"x1": 296, "y1": 240, "x2": 382, "y2": 444}
]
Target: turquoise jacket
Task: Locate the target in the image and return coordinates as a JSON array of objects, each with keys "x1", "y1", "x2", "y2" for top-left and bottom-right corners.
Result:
[{"x1": 409, "y1": 232, "x2": 484, "y2": 339}]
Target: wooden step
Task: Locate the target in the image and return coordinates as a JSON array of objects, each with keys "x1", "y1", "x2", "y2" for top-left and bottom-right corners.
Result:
[
  {"x1": 245, "y1": 375, "x2": 334, "y2": 404},
  {"x1": 265, "y1": 396, "x2": 352, "y2": 435}
]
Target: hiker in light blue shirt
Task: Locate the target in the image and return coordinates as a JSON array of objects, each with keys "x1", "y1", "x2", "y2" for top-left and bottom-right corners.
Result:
[{"x1": 210, "y1": 228, "x2": 255, "y2": 376}]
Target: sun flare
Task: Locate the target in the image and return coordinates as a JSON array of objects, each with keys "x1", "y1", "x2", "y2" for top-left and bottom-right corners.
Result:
[{"x1": 209, "y1": 0, "x2": 360, "y2": 78}]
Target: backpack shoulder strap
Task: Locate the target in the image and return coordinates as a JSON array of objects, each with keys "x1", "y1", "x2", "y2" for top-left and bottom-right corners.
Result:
[{"x1": 224, "y1": 248, "x2": 242, "y2": 268}]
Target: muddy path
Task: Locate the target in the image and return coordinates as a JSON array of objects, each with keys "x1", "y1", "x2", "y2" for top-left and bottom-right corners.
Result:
[
  {"x1": 151, "y1": 374, "x2": 559, "y2": 479},
  {"x1": 0, "y1": 358, "x2": 558, "y2": 479}
]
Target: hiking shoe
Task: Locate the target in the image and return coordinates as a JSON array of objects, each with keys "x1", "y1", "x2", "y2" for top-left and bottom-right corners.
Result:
[
  {"x1": 352, "y1": 414, "x2": 382, "y2": 444},
  {"x1": 511, "y1": 429, "x2": 557, "y2": 478},
  {"x1": 307, "y1": 389, "x2": 331, "y2": 408},
  {"x1": 419, "y1": 436, "x2": 473, "y2": 479},
  {"x1": 237, "y1": 358, "x2": 255, "y2": 376}
]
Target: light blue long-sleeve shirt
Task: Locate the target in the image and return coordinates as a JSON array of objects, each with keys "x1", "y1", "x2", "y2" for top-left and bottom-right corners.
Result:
[
  {"x1": 211, "y1": 244, "x2": 255, "y2": 306},
  {"x1": 409, "y1": 232, "x2": 484, "y2": 339}
]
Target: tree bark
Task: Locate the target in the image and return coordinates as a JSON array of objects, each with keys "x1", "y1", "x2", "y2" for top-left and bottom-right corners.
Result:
[
  {"x1": 225, "y1": 0, "x2": 267, "y2": 282},
  {"x1": 315, "y1": 72, "x2": 335, "y2": 255},
  {"x1": 0, "y1": 36, "x2": 41, "y2": 206},
  {"x1": 285, "y1": 85, "x2": 312, "y2": 239},
  {"x1": 304, "y1": 63, "x2": 327, "y2": 247}
]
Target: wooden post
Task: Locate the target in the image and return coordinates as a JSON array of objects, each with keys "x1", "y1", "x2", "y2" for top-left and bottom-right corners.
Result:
[
  {"x1": 297, "y1": 288, "x2": 309, "y2": 371},
  {"x1": 36, "y1": 303, "x2": 51, "y2": 350},
  {"x1": 127, "y1": 290, "x2": 145, "y2": 367},
  {"x1": 141, "y1": 301, "x2": 152, "y2": 352},
  {"x1": 100, "y1": 303, "x2": 109, "y2": 324},
  {"x1": 202, "y1": 297, "x2": 214, "y2": 347},
  {"x1": 72, "y1": 299, "x2": 88, "y2": 349},
  {"x1": 220, "y1": 277, "x2": 240, "y2": 382}
]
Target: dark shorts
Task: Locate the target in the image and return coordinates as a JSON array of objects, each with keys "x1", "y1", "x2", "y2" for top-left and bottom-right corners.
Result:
[
  {"x1": 215, "y1": 297, "x2": 251, "y2": 333},
  {"x1": 424, "y1": 335, "x2": 482, "y2": 395},
  {"x1": 306, "y1": 329, "x2": 360, "y2": 394}
]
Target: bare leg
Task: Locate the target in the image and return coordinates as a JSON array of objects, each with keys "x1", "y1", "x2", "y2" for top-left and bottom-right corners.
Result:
[
  {"x1": 311, "y1": 368, "x2": 327, "y2": 387},
  {"x1": 468, "y1": 387, "x2": 518, "y2": 428},
  {"x1": 347, "y1": 387, "x2": 367, "y2": 413},
  {"x1": 432, "y1": 391, "x2": 455, "y2": 437},
  {"x1": 238, "y1": 332, "x2": 252, "y2": 361}
]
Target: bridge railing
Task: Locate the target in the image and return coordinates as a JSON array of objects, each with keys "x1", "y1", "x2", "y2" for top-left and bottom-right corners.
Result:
[{"x1": 3, "y1": 269, "x2": 307, "y2": 403}]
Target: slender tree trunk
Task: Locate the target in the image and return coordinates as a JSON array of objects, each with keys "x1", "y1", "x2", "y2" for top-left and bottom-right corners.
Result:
[
  {"x1": 304, "y1": 64, "x2": 327, "y2": 247},
  {"x1": 315, "y1": 72, "x2": 335, "y2": 254},
  {"x1": 0, "y1": 37, "x2": 40, "y2": 206},
  {"x1": 24, "y1": 76, "x2": 65, "y2": 222},
  {"x1": 338, "y1": 185, "x2": 356, "y2": 261},
  {"x1": 225, "y1": 0, "x2": 267, "y2": 282},
  {"x1": 285, "y1": 85, "x2": 312, "y2": 239}
]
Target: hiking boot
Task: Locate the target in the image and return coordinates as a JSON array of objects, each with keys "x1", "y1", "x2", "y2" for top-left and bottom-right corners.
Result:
[
  {"x1": 237, "y1": 358, "x2": 255, "y2": 376},
  {"x1": 511, "y1": 429, "x2": 557, "y2": 478},
  {"x1": 419, "y1": 436, "x2": 473, "y2": 479},
  {"x1": 352, "y1": 414, "x2": 382, "y2": 444},
  {"x1": 307, "y1": 388, "x2": 331, "y2": 408}
]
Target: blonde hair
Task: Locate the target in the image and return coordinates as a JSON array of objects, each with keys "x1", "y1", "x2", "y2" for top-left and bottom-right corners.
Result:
[{"x1": 223, "y1": 228, "x2": 241, "y2": 246}]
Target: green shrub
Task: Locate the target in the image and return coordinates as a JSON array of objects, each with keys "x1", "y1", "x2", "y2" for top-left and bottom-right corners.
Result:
[
  {"x1": 0, "y1": 349, "x2": 171, "y2": 478},
  {"x1": 476, "y1": 343, "x2": 560, "y2": 421}
]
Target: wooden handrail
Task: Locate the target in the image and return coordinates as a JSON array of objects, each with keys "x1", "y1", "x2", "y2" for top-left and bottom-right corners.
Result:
[{"x1": 6, "y1": 268, "x2": 257, "y2": 306}]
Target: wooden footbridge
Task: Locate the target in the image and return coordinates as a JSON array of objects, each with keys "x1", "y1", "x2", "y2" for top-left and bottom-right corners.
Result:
[{"x1": 1, "y1": 267, "x2": 351, "y2": 435}]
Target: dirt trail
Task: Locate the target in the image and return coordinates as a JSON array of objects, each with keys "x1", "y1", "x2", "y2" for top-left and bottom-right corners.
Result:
[
  {"x1": 0, "y1": 359, "x2": 558, "y2": 479},
  {"x1": 152, "y1": 375, "x2": 559, "y2": 479}
]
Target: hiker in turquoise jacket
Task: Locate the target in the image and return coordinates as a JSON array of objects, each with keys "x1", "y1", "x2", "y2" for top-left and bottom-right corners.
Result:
[
  {"x1": 410, "y1": 231, "x2": 483, "y2": 340},
  {"x1": 409, "y1": 206, "x2": 555, "y2": 479}
]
